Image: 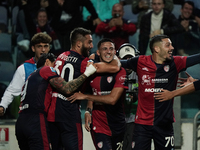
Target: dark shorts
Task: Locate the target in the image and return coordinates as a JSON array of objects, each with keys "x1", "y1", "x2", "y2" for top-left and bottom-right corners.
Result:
[
  {"x1": 123, "y1": 122, "x2": 135, "y2": 150},
  {"x1": 49, "y1": 121, "x2": 83, "y2": 150},
  {"x1": 15, "y1": 113, "x2": 50, "y2": 150},
  {"x1": 132, "y1": 123, "x2": 174, "y2": 150},
  {"x1": 91, "y1": 131, "x2": 124, "y2": 150}
]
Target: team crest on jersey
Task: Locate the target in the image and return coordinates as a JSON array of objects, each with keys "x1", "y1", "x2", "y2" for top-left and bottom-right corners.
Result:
[
  {"x1": 164, "y1": 65, "x2": 170, "y2": 72},
  {"x1": 98, "y1": 141, "x2": 103, "y2": 148},
  {"x1": 132, "y1": 141, "x2": 135, "y2": 148},
  {"x1": 141, "y1": 75, "x2": 151, "y2": 85},
  {"x1": 107, "y1": 76, "x2": 113, "y2": 83}
]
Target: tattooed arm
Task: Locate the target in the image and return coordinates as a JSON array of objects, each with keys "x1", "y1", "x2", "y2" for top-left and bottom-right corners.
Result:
[
  {"x1": 49, "y1": 63, "x2": 97, "y2": 95},
  {"x1": 49, "y1": 74, "x2": 88, "y2": 95}
]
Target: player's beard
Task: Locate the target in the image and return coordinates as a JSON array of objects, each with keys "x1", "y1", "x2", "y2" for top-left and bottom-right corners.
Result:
[
  {"x1": 165, "y1": 55, "x2": 173, "y2": 63},
  {"x1": 81, "y1": 46, "x2": 90, "y2": 57}
]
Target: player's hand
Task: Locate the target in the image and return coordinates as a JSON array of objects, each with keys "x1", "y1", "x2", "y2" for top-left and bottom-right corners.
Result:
[
  {"x1": 68, "y1": 91, "x2": 86, "y2": 103},
  {"x1": 154, "y1": 89, "x2": 173, "y2": 102},
  {"x1": 178, "y1": 72, "x2": 197, "y2": 87},
  {"x1": 0, "y1": 106, "x2": 5, "y2": 116},
  {"x1": 85, "y1": 113, "x2": 91, "y2": 132},
  {"x1": 84, "y1": 61, "x2": 97, "y2": 77},
  {"x1": 86, "y1": 60, "x2": 94, "y2": 66}
]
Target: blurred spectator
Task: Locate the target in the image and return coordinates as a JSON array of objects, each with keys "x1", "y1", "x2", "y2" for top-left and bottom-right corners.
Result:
[
  {"x1": 49, "y1": 0, "x2": 99, "y2": 52},
  {"x1": 16, "y1": 0, "x2": 55, "y2": 60},
  {"x1": 82, "y1": 0, "x2": 119, "y2": 33},
  {"x1": 132, "y1": 0, "x2": 174, "y2": 28},
  {"x1": 176, "y1": 1, "x2": 200, "y2": 56},
  {"x1": 185, "y1": 0, "x2": 200, "y2": 20},
  {"x1": 19, "y1": 1, "x2": 62, "y2": 56},
  {"x1": 95, "y1": 3, "x2": 136, "y2": 50},
  {"x1": 138, "y1": 0, "x2": 184, "y2": 55}
]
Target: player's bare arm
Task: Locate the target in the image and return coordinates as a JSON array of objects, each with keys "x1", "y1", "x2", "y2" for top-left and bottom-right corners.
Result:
[
  {"x1": 50, "y1": 63, "x2": 97, "y2": 94},
  {"x1": 89, "y1": 54, "x2": 120, "y2": 73},
  {"x1": 154, "y1": 82, "x2": 196, "y2": 102},
  {"x1": 49, "y1": 75, "x2": 87, "y2": 95},
  {"x1": 68, "y1": 87, "x2": 124, "y2": 105},
  {"x1": 85, "y1": 101, "x2": 93, "y2": 132}
]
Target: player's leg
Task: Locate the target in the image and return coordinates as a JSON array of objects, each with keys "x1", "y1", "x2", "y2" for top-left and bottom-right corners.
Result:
[
  {"x1": 153, "y1": 123, "x2": 174, "y2": 150},
  {"x1": 122, "y1": 122, "x2": 135, "y2": 150},
  {"x1": 48, "y1": 122, "x2": 63, "y2": 150},
  {"x1": 15, "y1": 115, "x2": 29, "y2": 150},
  {"x1": 28, "y1": 113, "x2": 51, "y2": 150},
  {"x1": 91, "y1": 131, "x2": 112, "y2": 150},
  {"x1": 59, "y1": 122, "x2": 83, "y2": 150},
  {"x1": 111, "y1": 132, "x2": 124, "y2": 150},
  {"x1": 132, "y1": 123, "x2": 152, "y2": 150}
]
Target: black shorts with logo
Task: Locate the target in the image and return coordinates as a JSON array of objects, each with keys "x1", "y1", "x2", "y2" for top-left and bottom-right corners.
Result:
[
  {"x1": 91, "y1": 131, "x2": 124, "y2": 150},
  {"x1": 132, "y1": 123, "x2": 174, "y2": 150}
]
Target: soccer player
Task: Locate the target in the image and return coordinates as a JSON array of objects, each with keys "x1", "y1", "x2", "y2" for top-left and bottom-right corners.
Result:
[
  {"x1": 0, "y1": 33, "x2": 52, "y2": 116},
  {"x1": 15, "y1": 53, "x2": 96, "y2": 150},
  {"x1": 120, "y1": 34, "x2": 200, "y2": 149},
  {"x1": 68, "y1": 38, "x2": 128, "y2": 150},
  {"x1": 47, "y1": 28, "x2": 120, "y2": 150}
]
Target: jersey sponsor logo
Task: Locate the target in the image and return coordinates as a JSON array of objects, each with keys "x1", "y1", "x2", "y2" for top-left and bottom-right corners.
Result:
[
  {"x1": 52, "y1": 93, "x2": 68, "y2": 101},
  {"x1": 142, "y1": 67, "x2": 149, "y2": 71},
  {"x1": 141, "y1": 75, "x2": 151, "y2": 85},
  {"x1": 97, "y1": 141, "x2": 103, "y2": 148},
  {"x1": 144, "y1": 88, "x2": 163, "y2": 92},
  {"x1": 142, "y1": 75, "x2": 168, "y2": 85},
  {"x1": 164, "y1": 65, "x2": 170, "y2": 72},
  {"x1": 119, "y1": 75, "x2": 126, "y2": 82},
  {"x1": 107, "y1": 76, "x2": 113, "y2": 83},
  {"x1": 98, "y1": 91, "x2": 111, "y2": 95},
  {"x1": 152, "y1": 78, "x2": 168, "y2": 83},
  {"x1": 92, "y1": 88, "x2": 111, "y2": 96},
  {"x1": 19, "y1": 104, "x2": 29, "y2": 110},
  {"x1": 50, "y1": 67, "x2": 56, "y2": 73}
]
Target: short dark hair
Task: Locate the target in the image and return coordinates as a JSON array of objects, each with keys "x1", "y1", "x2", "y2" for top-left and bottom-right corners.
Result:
[
  {"x1": 31, "y1": 33, "x2": 52, "y2": 46},
  {"x1": 149, "y1": 35, "x2": 169, "y2": 53},
  {"x1": 37, "y1": 53, "x2": 56, "y2": 68},
  {"x1": 97, "y1": 38, "x2": 114, "y2": 49},
  {"x1": 70, "y1": 27, "x2": 91, "y2": 47},
  {"x1": 37, "y1": 8, "x2": 47, "y2": 18},
  {"x1": 182, "y1": 1, "x2": 194, "y2": 9}
]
